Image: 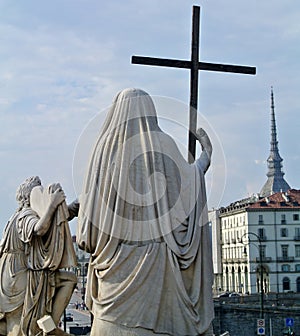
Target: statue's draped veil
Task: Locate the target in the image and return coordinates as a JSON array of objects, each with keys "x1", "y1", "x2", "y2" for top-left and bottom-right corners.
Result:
[{"x1": 77, "y1": 88, "x2": 214, "y2": 335}]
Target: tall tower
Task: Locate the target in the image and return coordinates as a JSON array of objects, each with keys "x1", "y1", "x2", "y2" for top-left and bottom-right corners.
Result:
[{"x1": 260, "y1": 88, "x2": 290, "y2": 197}]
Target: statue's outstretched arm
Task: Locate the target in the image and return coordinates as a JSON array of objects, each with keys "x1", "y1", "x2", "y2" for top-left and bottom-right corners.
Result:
[
  {"x1": 67, "y1": 199, "x2": 80, "y2": 221},
  {"x1": 195, "y1": 128, "x2": 212, "y2": 174}
]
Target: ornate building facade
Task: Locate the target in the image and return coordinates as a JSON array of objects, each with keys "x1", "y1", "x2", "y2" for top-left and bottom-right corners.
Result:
[
  {"x1": 216, "y1": 190, "x2": 300, "y2": 294},
  {"x1": 210, "y1": 89, "x2": 300, "y2": 295}
]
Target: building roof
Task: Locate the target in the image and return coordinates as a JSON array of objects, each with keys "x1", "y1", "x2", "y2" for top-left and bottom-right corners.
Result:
[
  {"x1": 220, "y1": 189, "x2": 300, "y2": 215},
  {"x1": 248, "y1": 189, "x2": 300, "y2": 210},
  {"x1": 219, "y1": 194, "x2": 259, "y2": 215}
]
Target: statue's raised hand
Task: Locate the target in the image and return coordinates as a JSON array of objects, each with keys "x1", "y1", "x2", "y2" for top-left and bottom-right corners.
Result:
[{"x1": 196, "y1": 128, "x2": 212, "y2": 158}]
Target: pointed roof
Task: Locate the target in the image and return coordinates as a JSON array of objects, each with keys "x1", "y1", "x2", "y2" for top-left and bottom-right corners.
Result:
[{"x1": 260, "y1": 88, "x2": 290, "y2": 197}]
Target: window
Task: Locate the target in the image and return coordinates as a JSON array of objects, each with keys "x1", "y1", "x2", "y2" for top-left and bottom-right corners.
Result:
[
  {"x1": 258, "y1": 228, "x2": 265, "y2": 240},
  {"x1": 296, "y1": 264, "x2": 300, "y2": 272},
  {"x1": 283, "y1": 277, "x2": 290, "y2": 291},
  {"x1": 281, "y1": 214, "x2": 286, "y2": 224},
  {"x1": 259, "y1": 245, "x2": 266, "y2": 259},
  {"x1": 238, "y1": 246, "x2": 242, "y2": 259},
  {"x1": 282, "y1": 264, "x2": 290, "y2": 272},
  {"x1": 258, "y1": 215, "x2": 264, "y2": 224},
  {"x1": 296, "y1": 245, "x2": 300, "y2": 258},
  {"x1": 294, "y1": 214, "x2": 299, "y2": 221},
  {"x1": 281, "y1": 228, "x2": 288, "y2": 237},
  {"x1": 295, "y1": 228, "x2": 300, "y2": 240},
  {"x1": 282, "y1": 245, "x2": 289, "y2": 258}
]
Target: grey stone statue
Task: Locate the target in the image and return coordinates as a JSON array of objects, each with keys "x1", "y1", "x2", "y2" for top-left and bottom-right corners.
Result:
[
  {"x1": 0, "y1": 176, "x2": 77, "y2": 336},
  {"x1": 77, "y1": 88, "x2": 215, "y2": 336}
]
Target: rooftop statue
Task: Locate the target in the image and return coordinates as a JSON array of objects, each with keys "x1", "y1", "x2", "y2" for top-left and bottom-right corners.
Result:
[
  {"x1": 77, "y1": 88, "x2": 214, "y2": 336},
  {"x1": 0, "y1": 176, "x2": 77, "y2": 336}
]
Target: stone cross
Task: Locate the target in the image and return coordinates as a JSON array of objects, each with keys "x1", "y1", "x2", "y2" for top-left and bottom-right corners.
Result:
[{"x1": 132, "y1": 5, "x2": 256, "y2": 163}]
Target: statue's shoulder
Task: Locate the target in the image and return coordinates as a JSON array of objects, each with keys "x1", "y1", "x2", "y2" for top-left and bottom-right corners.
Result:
[
  {"x1": 18, "y1": 207, "x2": 37, "y2": 220},
  {"x1": 17, "y1": 207, "x2": 39, "y2": 233}
]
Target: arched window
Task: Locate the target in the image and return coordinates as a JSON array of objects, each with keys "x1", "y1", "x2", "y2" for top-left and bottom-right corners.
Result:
[
  {"x1": 237, "y1": 266, "x2": 242, "y2": 292},
  {"x1": 231, "y1": 266, "x2": 235, "y2": 291},
  {"x1": 225, "y1": 267, "x2": 229, "y2": 292},
  {"x1": 283, "y1": 277, "x2": 290, "y2": 291},
  {"x1": 244, "y1": 266, "x2": 249, "y2": 294}
]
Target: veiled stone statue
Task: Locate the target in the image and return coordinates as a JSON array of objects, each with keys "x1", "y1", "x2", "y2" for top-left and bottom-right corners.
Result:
[
  {"x1": 77, "y1": 88, "x2": 214, "y2": 336},
  {"x1": 0, "y1": 176, "x2": 77, "y2": 336}
]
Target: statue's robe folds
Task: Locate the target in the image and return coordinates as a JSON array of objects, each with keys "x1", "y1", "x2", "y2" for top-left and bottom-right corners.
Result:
[
  {"x1": 0, "y1": 186, "x2": 76, "y2": 336},
  {"x1": 77, "y1": 88, "x2": 214, "y2": 336}
]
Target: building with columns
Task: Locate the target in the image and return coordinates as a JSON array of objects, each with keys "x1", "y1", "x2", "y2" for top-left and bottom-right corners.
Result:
[
  {"x1": 217, "y1": 190, "x2": 300, "y2": 295},
  {"x1": 211, "y1": 89, "x2": 300, "y2": 295}
]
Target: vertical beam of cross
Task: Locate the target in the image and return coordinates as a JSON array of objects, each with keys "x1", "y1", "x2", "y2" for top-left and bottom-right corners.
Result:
[
  {"x1": 189, "y1": 6, "x2": 200, "y2": 164},
  {"x1": 132, "y1": 6, "x2": 256, "y2": 163}
]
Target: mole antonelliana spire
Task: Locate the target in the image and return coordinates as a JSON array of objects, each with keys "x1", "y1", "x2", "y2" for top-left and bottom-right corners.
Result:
[{"x1": 260, "y1": 88, "x2": 290, "y2": 197}]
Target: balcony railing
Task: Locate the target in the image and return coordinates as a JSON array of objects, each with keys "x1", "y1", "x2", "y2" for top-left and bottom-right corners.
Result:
[
  {"x1": 277, "y1": 256, "x2": 294, "y2": 262},
  {"x1": 294, "y1": 236, "x2": 300, "y2": 241},
  {"x1": 255, "y1": 257, "x2": 272, "y2": 263},
  {"x1": 223, "y1": 257, "x2": 247, "y2": 264}
]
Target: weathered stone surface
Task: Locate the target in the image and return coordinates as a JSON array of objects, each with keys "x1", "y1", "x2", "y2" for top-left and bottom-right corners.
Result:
[
  {"x1": 77, "y1": 88, "x2": 215, "y2": 335},
  {"x1": 0, "y1": 176, "x2": 77, "y2": 335}
]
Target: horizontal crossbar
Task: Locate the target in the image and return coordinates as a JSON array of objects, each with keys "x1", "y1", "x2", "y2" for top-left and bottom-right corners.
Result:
[{"x1": 132, "y1": 56, "x2": 256, "y2": 75}]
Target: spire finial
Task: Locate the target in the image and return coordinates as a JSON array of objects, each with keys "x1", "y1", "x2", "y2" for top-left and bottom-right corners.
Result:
[
  {"x1": 271, "y1": 86, "x2": 274, "y2": 105},
  {"x1": 260, "y1": 88, "x2": 290, "y2": 197},
  {"x1": 270, "y1": 87, "x2": 277, "y2": 149}
]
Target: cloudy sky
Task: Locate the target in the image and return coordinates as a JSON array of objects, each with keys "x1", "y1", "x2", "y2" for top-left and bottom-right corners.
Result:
[{"x1": 0, "y1": 0, "x2": 299, "y2": 233}]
